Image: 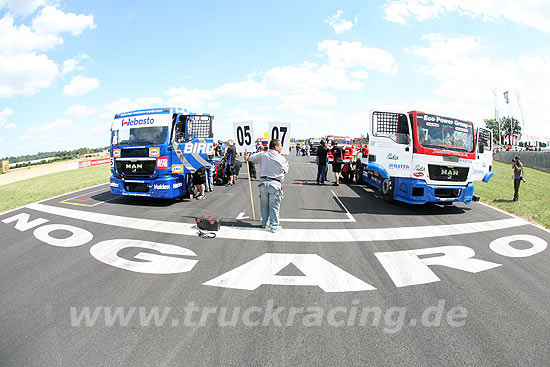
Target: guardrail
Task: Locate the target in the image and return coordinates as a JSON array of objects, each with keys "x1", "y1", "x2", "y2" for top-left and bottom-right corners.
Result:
[{"x1": 494, "y1": 151, "x2": 550, "y2": 172}]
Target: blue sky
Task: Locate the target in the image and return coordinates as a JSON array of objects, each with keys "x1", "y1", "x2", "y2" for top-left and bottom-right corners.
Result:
[{"x1": 1, "y1": 0, "x2": 550, "y2": 157}]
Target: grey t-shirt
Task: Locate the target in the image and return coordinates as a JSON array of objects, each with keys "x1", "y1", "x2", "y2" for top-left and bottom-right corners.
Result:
[{"x1": 513, "y1": 162, "x2": 523, "y2": 179}]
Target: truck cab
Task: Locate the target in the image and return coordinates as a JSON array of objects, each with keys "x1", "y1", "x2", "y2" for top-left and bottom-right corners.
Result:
[
  {"x1": 363, "y1": 110, "x2": 492, "y2": 204},
  {"x1": 256, "y1": 138, "x2": 268, "y2": 152},
  {"x1": 110, "y1": 107, "x2": 214, "y2": 199},
  {"x1": 326, "y1": 135, "x2": 354, "y2": 163}
]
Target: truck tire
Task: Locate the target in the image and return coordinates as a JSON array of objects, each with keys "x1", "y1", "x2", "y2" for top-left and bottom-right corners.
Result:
[{"x1": 382, "y1": 177, "x2": 394, "y2": 203}]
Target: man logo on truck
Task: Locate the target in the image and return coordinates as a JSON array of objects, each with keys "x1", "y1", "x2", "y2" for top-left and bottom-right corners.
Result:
[{"x1": 125, "y1": 163, "x2": 143, "y2": 172}]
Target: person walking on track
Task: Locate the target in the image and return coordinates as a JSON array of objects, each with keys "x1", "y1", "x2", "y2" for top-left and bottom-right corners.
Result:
[{"x1": 245, "y1": 139, "x2": 289, "y2": 233}]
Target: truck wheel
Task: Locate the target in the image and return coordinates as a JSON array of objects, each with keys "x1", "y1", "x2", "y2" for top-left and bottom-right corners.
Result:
[{"x1": 382, "y1": 177, "x2": 394, "y2": 203}]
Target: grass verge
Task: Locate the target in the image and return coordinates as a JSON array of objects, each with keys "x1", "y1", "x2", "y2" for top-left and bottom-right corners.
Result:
[
  {"x1": 0, "y1": 164, "x2": 111, "y2": 213},
  {"x1": 475, "y1": 160, "x2": 550, "y2": 228}
]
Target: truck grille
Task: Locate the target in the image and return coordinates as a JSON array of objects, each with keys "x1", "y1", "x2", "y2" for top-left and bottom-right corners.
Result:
[
  {"x1": 435, "y1": 188, "x2": 461, "y2": 198},
  {"x1": 116, "y1": 159, "x2": 156, "y2": 175},
  {"x1": 126, "y1": 183, "x2": 149, "y2": 192},
  {"x1": 121, "y1": 148, "x2": 149, "y2": 157},
  {"x1": 428, "y1": 165, "x2": 469, "y2": 182}
]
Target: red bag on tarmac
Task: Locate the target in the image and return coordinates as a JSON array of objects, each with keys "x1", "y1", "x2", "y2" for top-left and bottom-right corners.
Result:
[{"x1": 195, "y1": 215, "x2": 221, "y2": 231}]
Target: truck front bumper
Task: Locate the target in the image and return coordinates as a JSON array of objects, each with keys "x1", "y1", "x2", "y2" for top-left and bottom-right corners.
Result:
[
  {"x1": 393, "y1": 177, "x2": 475, "y2": 205},
  {"x1": 110, "y1": 175, "x2": 185, "y2": 199}
]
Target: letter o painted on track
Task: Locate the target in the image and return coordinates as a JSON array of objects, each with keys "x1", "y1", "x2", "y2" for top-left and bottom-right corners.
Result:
[
  {"x1": 489, "y1": 235, "x2": 547, "y2": 258},
  {"x1": 33, "y1": 224, "x2": 93, "y2": 247}
]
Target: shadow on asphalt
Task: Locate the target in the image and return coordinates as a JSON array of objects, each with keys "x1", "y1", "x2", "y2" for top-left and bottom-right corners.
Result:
[
  {"x1": 91, "y1": 192, "x2": 179, "y2": 207},
  {"x1": 178, "y1": 215, "x2": 261, "y2": 228},
  {"x1": 337, "y1": 184, "x2": 471, "y2": 216}
]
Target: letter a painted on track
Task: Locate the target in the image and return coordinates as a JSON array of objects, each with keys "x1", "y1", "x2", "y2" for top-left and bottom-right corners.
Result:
[{"x1": 203, "y1": 253, "x2": 375, "y2": 292}]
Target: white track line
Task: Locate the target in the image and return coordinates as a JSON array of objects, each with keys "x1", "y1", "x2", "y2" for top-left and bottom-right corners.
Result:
[
  {"x1": 279, "y1": 190, "x2": 356, "y2": 223},
  {"x1": 25, "y1": 202, "x2": 530, "y2": 243}
]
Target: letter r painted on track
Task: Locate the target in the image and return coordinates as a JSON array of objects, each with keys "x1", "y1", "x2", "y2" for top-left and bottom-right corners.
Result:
[{"x1": 375, "y1": 245, "x2": 502, "y2": 287}]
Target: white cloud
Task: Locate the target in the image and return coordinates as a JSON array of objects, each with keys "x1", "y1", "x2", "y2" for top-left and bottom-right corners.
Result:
[
  {"x1": 5, "y1": 123, "x2": 16, "y2": 129},
  {"x1": 0, "y1": 8, "x2": 95, "y2": 56},
  {"x1": 384, "y1": 0, "x2": 550, "y2": 32},
  {"x1": 225, "y1": 108, "x2": 279, "y2": 125},
  {"x1": 61, "y1": 54, "x2": 88, "y2": 75},
  {"x1": 279, "y1": 91, "x2": 336, "y2": 117},
  {"x1": 409, "y1": 33, "x2": 550, "y2": 137},
  {"x1": 350, "y1": 70, "x2": 369, "y2": 79},
  {"x1": 166, "y1": 79, "x2": 278, "y2": 110},
  {"x1": 34, "y1": 118, "x2": 73, "y2": 132},
  {"x1": 318, "y1": 40, "x2": 398, "y2": 73},
  {"x1": 32, "y1": 5, "x2": 96, "y2": 36},
  {"x1": 262, "y1": 62, "x2": 364, "y2": 93},
  {"x1": 101, "y1": 97, "x2": 164, "y2": 119},
  {"x1": 0, "y1": 52, "x2": 58, "y2": 97},
  {"x1": 0, "y1": 107, "x2": 13, "y2": 127},
  {"x1": 0, "y1": 0, "x2": 47, "y2": 15},
  {"x1": 66, "y1": 104, "x2": 95, "y2": 117},
  {"x1": 214, "y1": 79, "x2": 276, "y2": 99},
  {"x1": 0, "y1": 5, "x2": 95, "y2": 99},
  {"x1": 208, "y1": 102, "x2": 221, "y2": 108},
  {"x1": 324, "y1": 9, "x2": 356, "y2": 34},
  {"x1": 165, "y1": 87, "x2": 211, "y2": 110},
  {"x1": 0, "y1": 14, "x2": 62, "y2": 55},
  {"x1": 63, "y1": 75, "x2": 99, "y2": 96}
]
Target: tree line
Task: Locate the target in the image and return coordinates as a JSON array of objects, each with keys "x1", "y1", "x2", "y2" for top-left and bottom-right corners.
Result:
[{"x1": 484, "y1": 117, "x2": 547, "y2": 147}]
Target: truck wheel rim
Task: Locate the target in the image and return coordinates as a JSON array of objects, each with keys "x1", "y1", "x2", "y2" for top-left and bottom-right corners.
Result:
[{"x1": 382, "y1": 178, "x2": 392, "y2": 194}]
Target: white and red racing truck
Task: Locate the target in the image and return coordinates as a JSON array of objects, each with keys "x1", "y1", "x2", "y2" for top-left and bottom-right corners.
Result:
[
  {"x1": 326, "y1": 135, "x2": 354, "y2": 163},
  {"x1": 362, "y1": 110, "x2": 493, "y2": 204}
]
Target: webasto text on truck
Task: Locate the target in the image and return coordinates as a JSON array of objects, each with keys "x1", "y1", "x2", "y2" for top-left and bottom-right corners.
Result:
[
  {"x1": 110, "y1": 107, "x2": 214, "y2": 199},
  {"x1": 363, "y1": 110, "x2": 493, "y2": 205}
]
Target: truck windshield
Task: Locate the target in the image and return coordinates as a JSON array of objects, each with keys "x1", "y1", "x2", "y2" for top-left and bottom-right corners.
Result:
[
  {"x1": 330, "y1": 138, "x2": 351, "y2": 145},
  {"x1": 416, "y1": 115, "x2": 474, "y2": 153},
  {"x1": 111, "y1": 126, "x2": 168, "y2": 146}
]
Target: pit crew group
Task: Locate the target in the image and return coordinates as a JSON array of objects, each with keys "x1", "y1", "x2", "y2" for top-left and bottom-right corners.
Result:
[
  {"x1": 190, "y1": 140, "x2": 254, "y2": 200},
  {"x1": 192, "y1": 138, "x2": 360, "y2": 233}
]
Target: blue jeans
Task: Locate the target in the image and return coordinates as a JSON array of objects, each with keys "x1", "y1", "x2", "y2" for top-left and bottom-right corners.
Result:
[
  {"x1": 205, "y1": 164, "x2": 214, "y2": 191},
  {"x1": 259, "y1": 178, "x2": 283, "y2": 228},
  {"x1": 317, "y1": 164, "x2": 327, "y2": 183}
]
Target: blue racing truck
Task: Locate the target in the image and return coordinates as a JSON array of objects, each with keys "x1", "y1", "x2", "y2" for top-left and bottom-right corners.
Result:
[{"x1": 110, "y1": 107, "x2": 214, "y2": 199}]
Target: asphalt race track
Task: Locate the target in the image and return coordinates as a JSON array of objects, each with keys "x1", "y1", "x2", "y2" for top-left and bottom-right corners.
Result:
[{"x1": 1, "y1": 154, "x2": 550, "y2": 367}]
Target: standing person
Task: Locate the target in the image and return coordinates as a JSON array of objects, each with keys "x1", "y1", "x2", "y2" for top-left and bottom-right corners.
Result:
[
  {"x1": 233, "y1": 155, "x2": 243, "y2": 181},
  {"x1": 316, "y1": 140, "x2": 328, "y2": 184},
  {"x1": 224, "y1": 140, "x2": 237, "y2": 186},
  {"x1": 215, "y1": 140, "x2": 223, "y2": 157},
  {"x1": 512, "y1": 155, "x2": 524, "y2": 202},
  {"x1": 296, "y1": 143, "x2": 300, "y2": 156},
  {"x1": 192, "y1": 166, "x2": 207, "y2": 200},
  {"x1": 245, "y1": 139, "x2": 289, "y2": 233},
  {"x1": 330, "y1": 141, "x2": 343, "y2": 186},
  {"x1": 205, "y1": 160, "x2": 214, "y2": 192}
]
